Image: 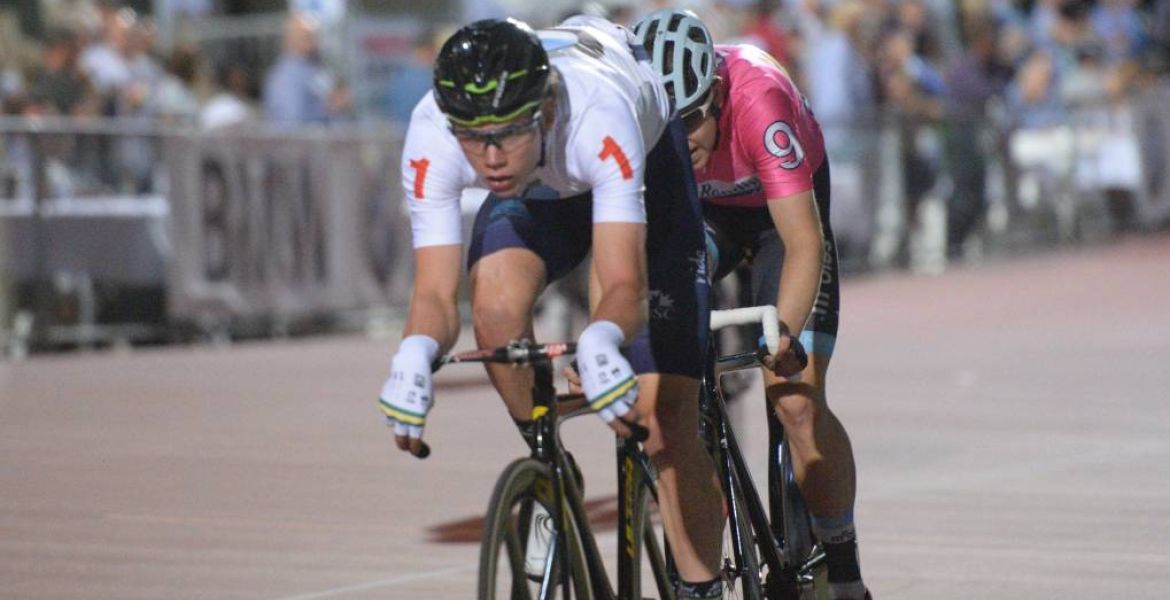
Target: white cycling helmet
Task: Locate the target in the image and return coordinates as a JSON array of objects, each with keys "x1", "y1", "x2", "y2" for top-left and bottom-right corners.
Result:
[{"x1": 632, "y1": 8, "x2": 716, "y2": 114}]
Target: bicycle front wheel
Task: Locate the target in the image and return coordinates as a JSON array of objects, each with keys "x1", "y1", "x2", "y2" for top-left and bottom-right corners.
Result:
[
  {"x1": 622, "y1": 470, "x2": 675, "y2": 600},
  {"x1": 478, "y1": 458, "x2": 592, "y2": 600}
]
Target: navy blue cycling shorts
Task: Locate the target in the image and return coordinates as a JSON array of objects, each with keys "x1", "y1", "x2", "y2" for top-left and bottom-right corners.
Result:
[{"x1": 468, "y1": 119, "x2": 710, "y2": 378}]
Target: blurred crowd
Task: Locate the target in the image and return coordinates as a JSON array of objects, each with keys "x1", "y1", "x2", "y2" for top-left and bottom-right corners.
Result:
[
  {"x1": 489, "y1": 0, "x2": 1169, "y2": 258},
  {"x1": 1, "y1": 0, "x2": 1167, "y2": 244},
  {"x1": 618, "y1": 0, "x2": 1170, "y2": 257},
  {"x1": 0, "y1": 1, "x2": 364, "y2": 132},
  {"x1": 1, "y1": 1, "x2": 1164, "y2": 130}
]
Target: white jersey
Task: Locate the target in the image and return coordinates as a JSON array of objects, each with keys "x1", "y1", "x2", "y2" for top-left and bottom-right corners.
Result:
[{"x1": 401, "y1": 16, "x2": 672, "y2": 248}]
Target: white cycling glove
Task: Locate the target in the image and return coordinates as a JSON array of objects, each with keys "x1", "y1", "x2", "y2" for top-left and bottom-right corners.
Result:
[
  {"x1": 379, "y1": 335, "x2": 440, "y2": 440},
  {"x1": 576, "y1": 320, "x2": 638, "y2": 423}
]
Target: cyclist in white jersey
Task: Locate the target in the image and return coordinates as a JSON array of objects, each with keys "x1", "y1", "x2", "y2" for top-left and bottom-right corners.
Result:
[{"x1": 378, "y1": 16, "x2": 724, "y2": 597}]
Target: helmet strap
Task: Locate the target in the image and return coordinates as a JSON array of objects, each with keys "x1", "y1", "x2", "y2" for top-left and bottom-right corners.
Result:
[
  {"x1": 536, "y1": 85, "x2": 556, "y2": 168},
  {"x1": 538, "y1": 122, "x2": 547, "y2": 168},
  {"x1": 711, "y1": 103, "x2": 723, "y2": 151}
]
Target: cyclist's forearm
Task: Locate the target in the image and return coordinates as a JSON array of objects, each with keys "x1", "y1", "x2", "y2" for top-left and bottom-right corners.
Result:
[
  {"x1": 767, "y1": 191, "x2": 823, "y2": 337},
  {"x1": 403, "y1": 291, "x2": 461, "y2": 353},
  {"x1": 402, "y1": 244, "x2": 462, "y2": 352},
  {"x1": 592, "y1": 282, "x2": 647, "y2": 340},
  {"x1": 590, "y1": 221, "x2": 648, "y2": 340},
  {"x1": 776, "y1": 232, "x2": 822, "y2": 337}
]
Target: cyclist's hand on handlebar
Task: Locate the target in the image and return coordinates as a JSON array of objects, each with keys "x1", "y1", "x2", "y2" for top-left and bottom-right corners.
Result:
[
  {"x1": 379, "y1": 335, "x2": 440, "y2": 458},
  {"x1": 760, "y1": 333, "x2": 809, "y2": 378},
  {"x1": 563, "y1": 361, "x2": 583, "y2": 394},
  {"x1": 576, "y1": 321, "x2": 641, "y2": 434},
  {"x1": 564, "y1": 359, "x2": 646, "y2": 441}
]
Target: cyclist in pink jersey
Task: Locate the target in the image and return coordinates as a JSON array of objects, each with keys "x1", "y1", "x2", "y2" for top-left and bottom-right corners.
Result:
[{"x1": 635, "y1": 10, "x2": 870, "y2": 600}]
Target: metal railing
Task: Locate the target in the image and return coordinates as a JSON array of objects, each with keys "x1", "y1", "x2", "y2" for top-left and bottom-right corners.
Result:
[{"x1": 2, "y1": 90, "x2": 1168, "y2": 355}]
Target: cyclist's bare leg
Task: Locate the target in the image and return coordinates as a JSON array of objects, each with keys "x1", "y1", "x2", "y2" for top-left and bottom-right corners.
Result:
[
  {"x1": 469, "y1": 248, "x2": 546, "y2": 420},
  {"x1": 766, "y1": 352, "x2": 869, "y2": 599},
  {"x1": 585, "y1": 264, "x2": 722, "y2": 588},
  {"x1": 764, "y1": 352, "x2": 855, "y2": 519},
  {"x1": 637, "y1": 373, "x2": 723, "y2": 584}
]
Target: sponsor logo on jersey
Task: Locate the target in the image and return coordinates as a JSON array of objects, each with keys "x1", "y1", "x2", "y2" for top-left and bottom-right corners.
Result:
[
  {"x1": 649, "y1": 290, "x2": 675, "y2": 320},
  {"x1": 688, "y1": 249, "x2": 708, "y2": 285},
  {"x1": 697, "y1": 176, "x2": 763, "y2": 200}
]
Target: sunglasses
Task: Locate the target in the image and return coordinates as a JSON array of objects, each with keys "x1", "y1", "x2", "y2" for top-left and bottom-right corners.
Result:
[
  {"x1": 680, "y1": 91, "x2": 717, "y2": 133},
  {"x1": 450, "y1": 112, "x2": 542, "y2": 156}
]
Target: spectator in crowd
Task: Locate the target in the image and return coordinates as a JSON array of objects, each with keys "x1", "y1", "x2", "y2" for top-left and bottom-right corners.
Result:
[
  {"x1": 385, "y1": 27, "x2": 439, "y2": 125},
  {"x1": 943, "y1": 17, "x2": 1013, "y2": 258},
  {"x1": 897, "y1": 0, "x2": 947, "y2": 65},
  {"x1": 1004, "y1": 49, "x2": 1073, "y2": 219},
  {"x1": 201, "y1": 62, "x2": 256, "y2": 130},
  {"x1": 115, "y1": 13, "x2": 165, "y2": 193},
  {"x1": 1030, "y1": 0, "x2": 1065, "y2": 50},
  {"x1": 262, "y1": 11, "x2": 339, "y2": 125},
  {"x1": 738, "y1": 0, "x2": 795, "y2": 68},
  {"x1": 1008, "y1": 49, "x2": 1068, "y2": 127},
  {"x1": 878, "y1": 26, "x2": 946, "y2": 265},
  {"x1": 797, "y1": 0, "x2": 881, "y2": 266},
  {"x1": 799, "y1": 1, "x2": 877, "y2": 133},
  {"x1": 153, "y1": 45, "x2": 202, "y2": 125},
  {"x1": 125, "y1": 16, "x2": 163, "y2": 97},
  {"x1": 79, "y1": 6, "x2": 133, "y2": 103},
  {"x1": 27, "y1": 27, "x2": 97, "y2": 117},
  {"x1": 1091, "y1": 0, "x2": 1146, "y2": 65},
  {"x1": 77, "y1": 5, "x2": 134, "y2": 189}
]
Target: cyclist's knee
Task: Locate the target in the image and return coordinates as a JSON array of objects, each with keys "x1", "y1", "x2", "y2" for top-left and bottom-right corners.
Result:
[
  {"x1": 471, "y1": 298, "x2": 531, "y2": 341},
  {"x1": 769, "y1": 385, "x2": 820, "y2": 438}
]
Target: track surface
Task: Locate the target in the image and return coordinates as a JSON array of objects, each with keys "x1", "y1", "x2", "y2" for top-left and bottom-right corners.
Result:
[{"x1": 3, "y1": 235, "x2": 1169, "y2": 599}]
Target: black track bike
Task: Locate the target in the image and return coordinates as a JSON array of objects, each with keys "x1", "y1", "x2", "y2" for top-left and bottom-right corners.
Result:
[
  {"x1": 432, "y1": 340, "x2": 675, "y2": 600},
  {"x1": 705, "y1": 307, "x2": 829, "y2": 600}
]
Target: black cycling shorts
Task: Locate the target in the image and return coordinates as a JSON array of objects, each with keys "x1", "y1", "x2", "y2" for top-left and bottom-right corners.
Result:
[{"x1": 702, "y1": 161, "x2": 840, "y2": 357}]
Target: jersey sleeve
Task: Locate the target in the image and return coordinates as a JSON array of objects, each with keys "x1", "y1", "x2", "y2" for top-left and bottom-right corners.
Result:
[
  {"x1": 568, "y1": 98, "x2": 647, "y2": 224},
  {"x1": 736, "y1": 84, "x2": 816, "y2": 200},
  {"x1": 400, "y1": 98, "x2": 471, "y2": 248}
]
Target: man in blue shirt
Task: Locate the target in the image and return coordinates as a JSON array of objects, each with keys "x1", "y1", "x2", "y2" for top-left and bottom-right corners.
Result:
[{"x1": 263, "y1": 12, "x2": 334, "y2": 125}]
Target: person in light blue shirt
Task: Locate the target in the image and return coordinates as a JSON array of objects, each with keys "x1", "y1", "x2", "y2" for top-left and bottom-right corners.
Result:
[
  {"x1": 263, "y1": 12, "x2": 334, "y2": 125},
  {"x1": 385, "y1": 28, "x2": 438, "y2": 125},
  {"x1": 1091, "y1": 0, "x2": 1147, "y2": 65}
]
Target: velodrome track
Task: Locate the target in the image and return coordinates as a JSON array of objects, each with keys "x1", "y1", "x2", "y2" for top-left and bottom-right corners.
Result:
[{"x1": 2, "y1": 234, "x2": 1168, "y2": 599}]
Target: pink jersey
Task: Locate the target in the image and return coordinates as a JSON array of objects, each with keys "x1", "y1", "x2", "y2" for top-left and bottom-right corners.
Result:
[{"x1": 695, "y1": 45, "x2": 825, "y2": 208}]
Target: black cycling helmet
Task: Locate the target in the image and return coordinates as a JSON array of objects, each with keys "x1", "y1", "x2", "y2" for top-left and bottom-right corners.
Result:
[{"x1": 433, "y1": 18, "x2": 551, "y2": 127}]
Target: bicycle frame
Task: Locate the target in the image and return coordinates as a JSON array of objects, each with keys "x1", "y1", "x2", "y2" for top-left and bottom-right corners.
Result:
[
  {"x1": 443, "y1": 341, "x2": 669, "y2": 600},
  {"x1": 531, "y1": 361, "x2": 669, "y2": 600},
  {"x1": 703, "y1": 352, "x2": 790, "y2": 583},
  {"x1": 702, "y1": 327, "x2": 827, "y2": 598}
]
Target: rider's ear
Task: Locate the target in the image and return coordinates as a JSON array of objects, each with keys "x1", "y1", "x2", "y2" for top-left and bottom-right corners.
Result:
[{"x1": 711, "y1": 76, "x2": 725, "y2": 109}]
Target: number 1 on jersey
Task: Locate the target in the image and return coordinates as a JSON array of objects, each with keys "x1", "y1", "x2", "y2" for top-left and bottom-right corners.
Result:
[
  {"x1": 599, "y1": 136, "x2": 633, "y2": 180},
  {"x1": 409, "y1": 158, "x2": 430, "y2": 199}
]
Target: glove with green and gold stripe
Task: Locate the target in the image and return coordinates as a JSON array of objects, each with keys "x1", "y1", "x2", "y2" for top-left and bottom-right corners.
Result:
[
  {"x1": 576, "y1": 320, "x2": 638, "y2": 423},
  {"x1": 379, "y1": 335, "x2": 440, "y2": 441}
]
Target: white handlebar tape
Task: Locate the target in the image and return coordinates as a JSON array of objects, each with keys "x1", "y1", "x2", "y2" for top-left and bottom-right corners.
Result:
[{"x1": 710, "y1": 306, "x2": 781, "y2": 355}]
